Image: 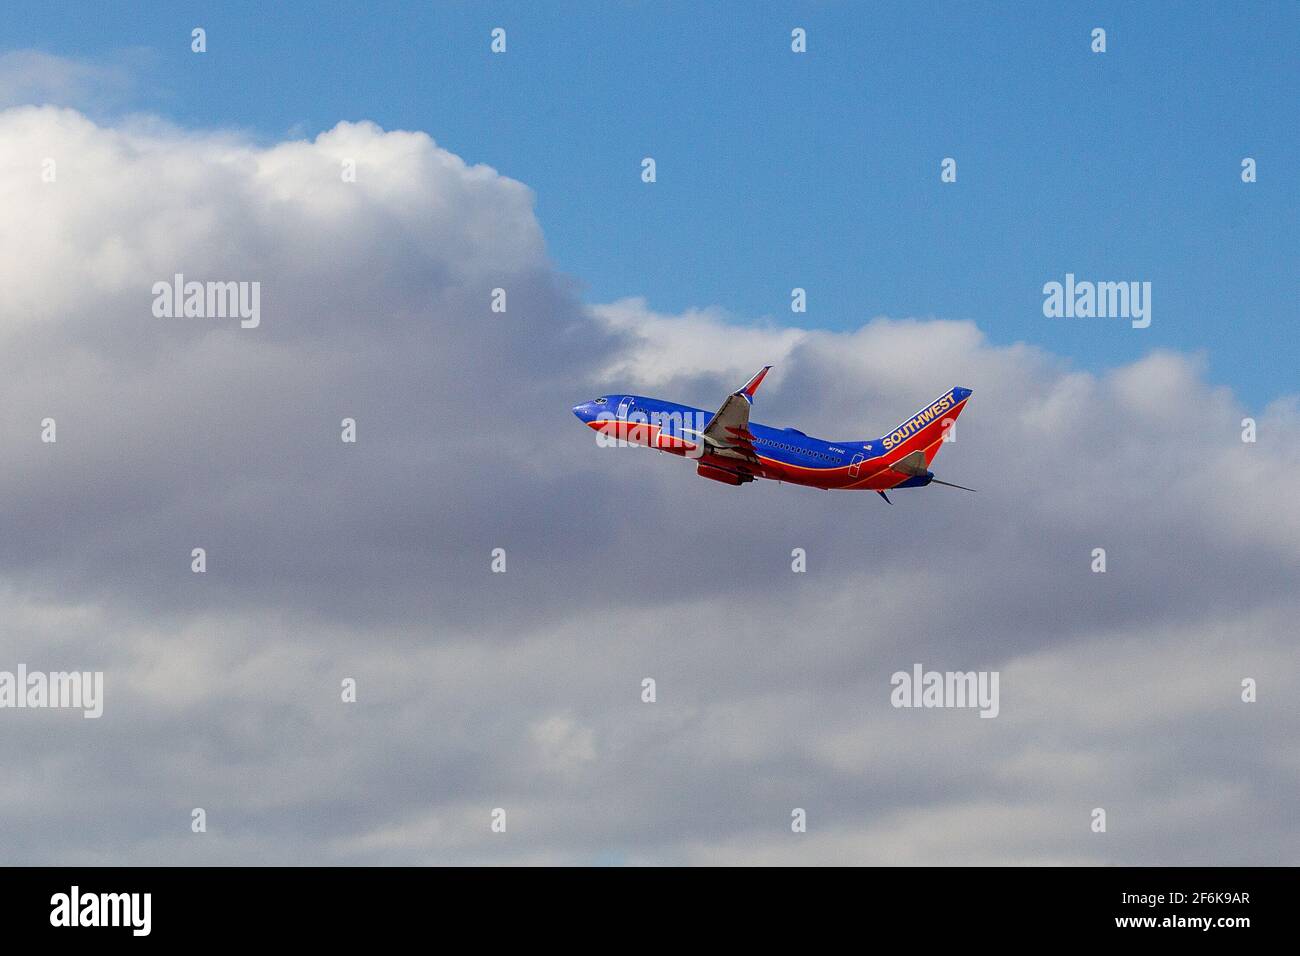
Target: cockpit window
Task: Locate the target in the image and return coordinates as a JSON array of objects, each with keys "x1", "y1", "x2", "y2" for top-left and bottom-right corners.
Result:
[{"x1": 594, "y1": 397, "x2": 607, "y2": 403}]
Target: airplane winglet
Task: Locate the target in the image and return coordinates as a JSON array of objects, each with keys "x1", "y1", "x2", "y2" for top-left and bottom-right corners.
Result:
[{"x1": 737, "y1": 365, "x2": 772, "y2": 403}]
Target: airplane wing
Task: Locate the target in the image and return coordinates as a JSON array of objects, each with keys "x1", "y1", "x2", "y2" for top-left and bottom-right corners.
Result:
[{"x1": 695, "y1": 366, "x2": 771, "y2": 465}]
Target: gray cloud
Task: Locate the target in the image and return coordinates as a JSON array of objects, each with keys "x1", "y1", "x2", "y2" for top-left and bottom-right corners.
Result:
[
  {"x1": 0, "y1": 50, "x2": 148, "y2": 113},
  {"x1": 0, "y1": 106, "x2": 1295, "y2": 865}
]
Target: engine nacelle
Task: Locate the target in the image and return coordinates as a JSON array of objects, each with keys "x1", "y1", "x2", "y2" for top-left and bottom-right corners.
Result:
[{"x1": 696, "y1": 463, "x2": 750, "y2": 486}]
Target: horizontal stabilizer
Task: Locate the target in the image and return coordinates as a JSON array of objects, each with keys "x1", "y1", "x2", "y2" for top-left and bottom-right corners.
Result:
[
  {"x1": 931, "y1": 478, "x2": 977, "y2": 492},
  {"x1": 889, "y1": 450, "x2": 928, "y2": 477}
]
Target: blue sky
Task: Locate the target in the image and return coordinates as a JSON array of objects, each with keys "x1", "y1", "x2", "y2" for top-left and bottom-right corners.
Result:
[{"x1": 10, "y1": 0, "x2": 1297, "y2": 404}]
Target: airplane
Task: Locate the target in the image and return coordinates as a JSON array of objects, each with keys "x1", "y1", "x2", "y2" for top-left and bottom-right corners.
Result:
[{"x1": 571, "y1": 367, "x2": 974, "y2": 502}]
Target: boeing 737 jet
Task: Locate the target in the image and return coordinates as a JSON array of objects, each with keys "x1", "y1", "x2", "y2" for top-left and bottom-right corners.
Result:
[{"x1": 571, "y1": 367, "x2": 974, "y2": 502}]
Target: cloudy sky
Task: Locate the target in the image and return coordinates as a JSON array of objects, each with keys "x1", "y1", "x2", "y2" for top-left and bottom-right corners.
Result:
[{"x1": 0, "y1": 4, "x2": 1296, "y2": 865}]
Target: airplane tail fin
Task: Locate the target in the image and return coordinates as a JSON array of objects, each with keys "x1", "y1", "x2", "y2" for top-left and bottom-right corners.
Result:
[{"x1": 877, "y1": 386, "x2": 972, "y2": 468}]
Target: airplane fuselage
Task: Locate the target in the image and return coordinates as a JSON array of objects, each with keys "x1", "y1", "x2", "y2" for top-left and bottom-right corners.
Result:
[{"x1": 572, "y1": 386, "x2": 972, "y2": 492}]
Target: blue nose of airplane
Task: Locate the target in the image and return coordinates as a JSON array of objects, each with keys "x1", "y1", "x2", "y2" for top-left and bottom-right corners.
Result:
[{"x1": 572, "y1": 402, "x2": 595, "y2": 423}]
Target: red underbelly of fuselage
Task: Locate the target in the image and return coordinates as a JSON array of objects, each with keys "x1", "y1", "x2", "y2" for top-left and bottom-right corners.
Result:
[{"x1": 585, "y1": 418, "x2": 892, "y2": 490}]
